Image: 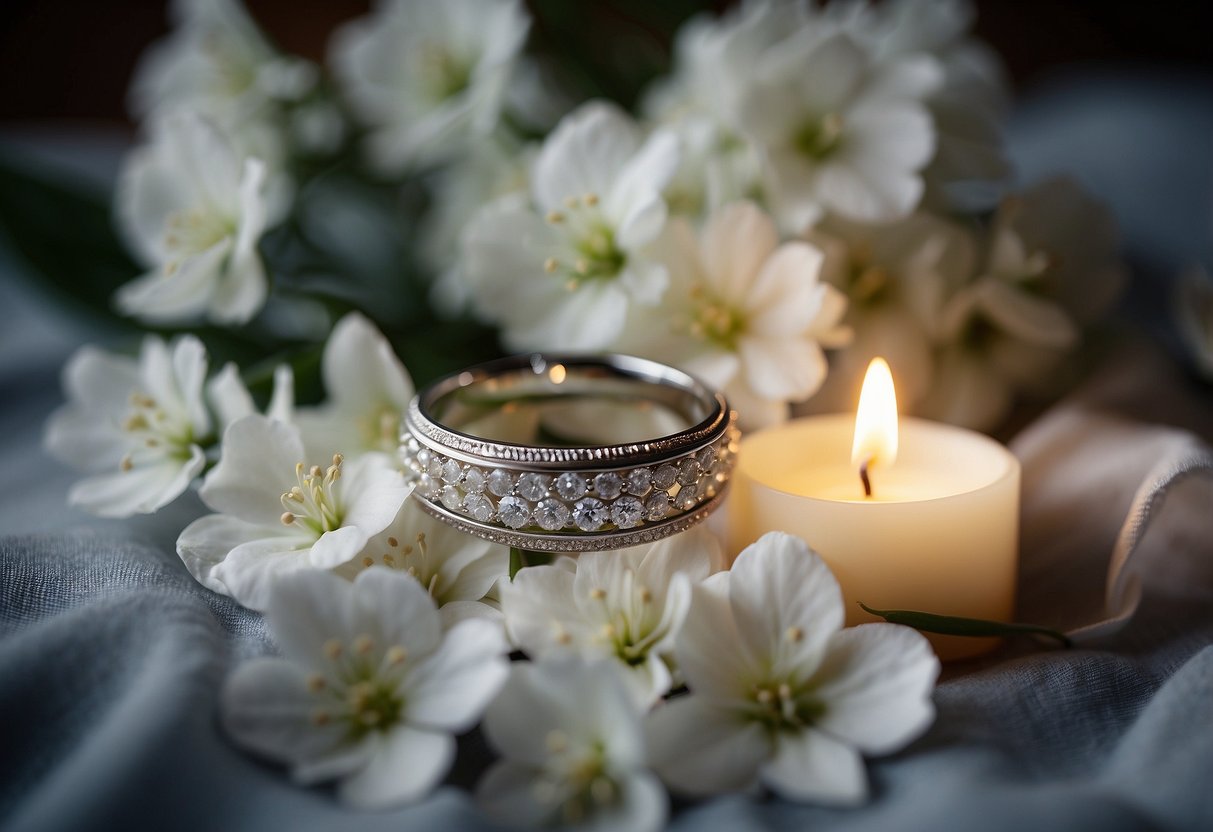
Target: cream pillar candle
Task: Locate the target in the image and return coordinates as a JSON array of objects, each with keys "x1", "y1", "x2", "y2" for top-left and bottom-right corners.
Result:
[{"x1": 728, "y1": 359, "x2": 1020, "y2": 661}]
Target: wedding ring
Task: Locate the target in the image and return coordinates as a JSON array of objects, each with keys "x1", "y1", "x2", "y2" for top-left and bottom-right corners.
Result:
[{"x1": 400, "y1": 354, "x2": 739, "y2": 551}]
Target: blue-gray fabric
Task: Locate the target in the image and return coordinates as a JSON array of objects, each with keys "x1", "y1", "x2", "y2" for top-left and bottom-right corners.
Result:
[{"x1": 2, "y1": 72, "x2": 1213, "y2": 832}]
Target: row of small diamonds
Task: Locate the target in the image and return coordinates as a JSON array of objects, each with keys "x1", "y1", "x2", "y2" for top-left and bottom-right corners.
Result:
[{"x1": 400, "y1": 434, "x2": 736, "y2": 534}]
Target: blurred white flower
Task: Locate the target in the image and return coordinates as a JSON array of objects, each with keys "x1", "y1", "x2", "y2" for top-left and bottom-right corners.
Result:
[
  {"x1": 648, "y1": 532, "x2": 938, "y2": 804},
  {"x1": 461, "y1": 102, "x2": 679, "y2": 350},
  {"x1": 916, "y1": 178, "x2": 1124, "y2": 429},
  {"x1": 419, "y1": 134, "x2": 535, "y2": 314},
  {"x1": 500, "y1": 527, "x2": 722, "y2": 707},
  {"x1": 478, "y1": 659, "x2": 667, "y2": 831},
  {"x1": 1177, "y1": 266, "x2": 1213, "y2": 380},
  {"x1": 129, "y1": 0, "x2": 308, "y2": 194},
  {"x1": 832, "y1": 0, "x2": 1011, "y2": 211},
  {"x1": 114, "y1": 113, "x2": 270, "y2": 326},
  {"x1": 981, "y1": 177, "x2": 1126, "y2": 328},
  {"x1": 177, "y1": 415, "x2": 410, "y2": 610},
  {"x1": 330, "y1": 0, "x2": 530, "y2": 172},
  {"x1": 643, "y1": 0, "x2": 805, "y2": 129},
  {"x1": 802, "y1": 211, "x2": 977, "y2": 414},
  {"x1": 738, "y1": 29, "x2": 941, "y2": 230},
  {"x1": 660, "y1": 114, "x2": 765, "y2": 221},
  {"x1": 44, "y1": 335, "x2": 211, "y2": 518},
  {"x1": 643, "y1": 2, "x2": 799, "y2": 222},
  {"x1": 625, "y1": 201, "x2": 849, "y2": 428},
  {"x1": 130, "y1": 0, "x2": 316, "y2": 123},
  {"x1": 294, "y1": 312, "x2": 415, "y2": 463},
  {"x1": 333, "y1": 496, "x2": 509, "y2": 628},
  {"x1": 222, "y1": 567, "x2": 508, "y2": 808}
]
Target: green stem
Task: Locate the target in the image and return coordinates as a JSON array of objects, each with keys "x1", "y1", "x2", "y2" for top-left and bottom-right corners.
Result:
[{"x1": 858, "y1": 603, "x2": 1072, "y2": 648}]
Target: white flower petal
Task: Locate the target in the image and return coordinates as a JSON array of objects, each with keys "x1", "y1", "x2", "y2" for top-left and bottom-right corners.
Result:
[
  {"x1": 67, "y1": 447, "x2": 204, "y2": 518},
  {"x1": 760, "y1": 728, "x2": 867, "y2": 805},
  {"x1": 210, "y1": 536, "x2": 316, "y2": 611},
  {"x1": 647, "y1": 696, "x2": 770, "y2": 796},
  {"x1": 501, "y1": 564, "x2": 583, "y2": 655},
  {"x1": 701, "y1": 201, "x2": 779, "y2": 304},
  {"x1": 405, "y1": 618, "x2": 508, "y2": 731},
  {"x1": 206, "y1": 362, "x2": 256, "y2": 430},
  {"x1": 674, "y1": 573, "x2": 757, "y2": 703},
  {"x1": 812, "y1": 623, "x2": 938, "y2": 754},
  {"x1": 336, "y1": 726, "x2": 455, "y2": 808},
  {"x1": 200, "y1": 415, "x2": 303, "y2": 522},
  {"x1": 738, "y1": 335, "x2": 827, "y2": 402},
  {"x1": 747, "y1": 242, "x2": 827, "y2": 335},
  {"x1": 605, "y1": 127, "x2": 679, "y2": 226},
  {"x1": 221, "y1": 657, "x2": 356, "y2": 770},
  {"x1": 532, "y1": 102, "x2": 641, "y2": 211},
  {"x1": 349, "y1": 567, "x2": 445, "y2": 660},
  {"x1": 308, "y1": 525, "x2": 370, "y2": 570},
  {"x1": 321, "y1": 312, "x2": 415, "y2": 417},
  {"x1": 728, "y1": 533, "x2": 843, "y2": 678},
  {"x1": 176, "y1": 512, "x2": 269, "y2": 596}
]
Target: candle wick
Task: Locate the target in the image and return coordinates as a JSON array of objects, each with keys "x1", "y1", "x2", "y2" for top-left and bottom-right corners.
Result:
[{"x1": 859, "y1": 457, "x2": 873, "y2": 498}]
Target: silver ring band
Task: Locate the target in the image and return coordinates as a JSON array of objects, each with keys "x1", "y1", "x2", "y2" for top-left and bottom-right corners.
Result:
[{"x1": 399, "y1": 353, "x2": 738, "y2": 551}]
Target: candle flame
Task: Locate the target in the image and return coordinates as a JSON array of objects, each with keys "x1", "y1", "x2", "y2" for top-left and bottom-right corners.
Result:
[{"x1": 851, "y1": 357, "x2": 899, "y2": 471}]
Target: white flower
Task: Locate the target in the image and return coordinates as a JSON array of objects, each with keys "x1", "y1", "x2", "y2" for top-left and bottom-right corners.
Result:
[
  {"x1": 648, "y1": 532, "x2": 938, "y2": 804},
  {"x1": 44, "y1": 335, "x2": 211, "y2": 518},
  {"x1": 500, "y1": 527, "x2": 721, "y2": 706},
  {"x1": 1177, "y1": 266, "x2": 1213, "y2": 380},
  {"x1": 980, "y1": 177, "x2": 1126, "y2": 328},
  {"x1": 478, "y1": 659, "x2": 667, "y2": 831},
  {"x1": 130, "y1": 0, "x2": 316, "y2": 124},
  {"x1": 660, "y1": 114, "x2": 765, "y2": 221},
  {"x1": 461, "y1": 102, "x2": 679, "y2": 351},
  {"x1": 419, "y1": 134, "x2": 535, "y2": 315},
  {"x1": 737, "y1": 29, "x2": 940, "y2": 230},
  {"x1": 330, "y1": 0, "x2": 530, "y2": 172},
  {"x1": 624, "y1": 201, "x2": 849, "y2": 428},
  {"x1": 829, "y1": 0, "x2": 1011, "y2": 211},
  {"x1": 916, "y1": 178, "x2": 1124, "y2": 429},
  {"x1": 800, "y1": 211, "x2": 976, "y2": 415},
  {"x1": 129, "y1": 0, "x2": 307, "y2": 200},
  {"x1": 293, "y1": 312, "x2": 415, "y2": 462},
  {"x1": 333, "y1": 496, "x2": 509, "y2": 628},
  {"x1": 222, "y1": 567, "x2": 508, "y2": 808},
  {"x1": 114, "y1": 112, "x2": 270, "y2": 325},
  {"x1": 643, "y1": 0, "x2": 806, "y2": 129},
  {"x1": 177, "y1": 415, "x2": 410, "y2": 610}
]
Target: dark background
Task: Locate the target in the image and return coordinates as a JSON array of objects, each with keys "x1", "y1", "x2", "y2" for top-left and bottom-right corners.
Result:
[{"x1": 1, "y1": 0, "x2": 1210, "y2": 128}]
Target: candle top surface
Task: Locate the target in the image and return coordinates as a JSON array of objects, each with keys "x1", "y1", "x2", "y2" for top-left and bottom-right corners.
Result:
[{"x1": 739, "y1": 414, "x2": 1017, "y2": 504}]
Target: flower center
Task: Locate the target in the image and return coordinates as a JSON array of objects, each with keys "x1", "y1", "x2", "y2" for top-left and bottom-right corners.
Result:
[
  {"x1": 358, "y1": 532, "x2": 443, "y2": 598},
  {"x1": 534, "y1": 735, "x2": 619, "y2": 826},
  {"x1": 116, "y1": 390, "x2": 193, "y2": 472},
  {"x1": 280, "y1": 454, "x2": 346, "y2": 535},
  {"x1": 162, "y1": 206, "x2": 234, "y2": 275},
  {"x1": 749, "y1": 679, "x2": 825, "y2": 733},
  {"x1": 794, "y1": 112, "x2": 844, "y2": 160},
  {"x1": 543, "y1": 193, "x2": 628, "y2": 289},
  {"x1": 306, "y1": 634, "x2": 410, "y2": 740},
  {"x1": 687, "y1": 283, "x2": 746, "y2": 350},
  {"x1": 418, "y1": 42, "x2": 471, "y2": 101},
  {"x1": 586, "y1": 569, "x2": 661, "y2": 666}
]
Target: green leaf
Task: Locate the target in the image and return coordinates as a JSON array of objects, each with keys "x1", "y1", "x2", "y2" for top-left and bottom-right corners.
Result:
[
  {"x1": 858, "y1": 602, "x2": 1073, "y2": 648},
  {"x1": 509, "y1": 547, "x2": 524, "y2": 581}
]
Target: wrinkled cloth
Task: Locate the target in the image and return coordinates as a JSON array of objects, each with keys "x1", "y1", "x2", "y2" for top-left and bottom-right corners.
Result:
[{"x1": 4, "y1": 73, "x2": 1213, "y2": 832}]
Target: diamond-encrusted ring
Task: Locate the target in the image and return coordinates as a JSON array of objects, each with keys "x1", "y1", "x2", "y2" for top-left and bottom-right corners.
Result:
[{"x1": 399, "y1": 354, "x2": 739, "y2": 551}]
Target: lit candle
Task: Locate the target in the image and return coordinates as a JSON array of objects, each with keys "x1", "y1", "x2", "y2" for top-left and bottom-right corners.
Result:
[{"x1": 728, "y1": 358, "x2": 1021, "y2": 660}]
